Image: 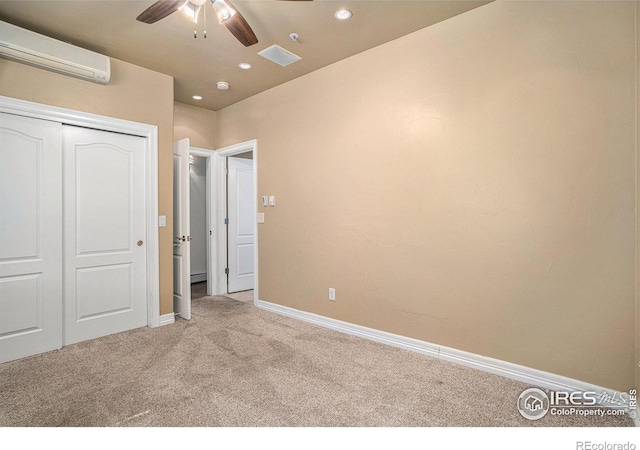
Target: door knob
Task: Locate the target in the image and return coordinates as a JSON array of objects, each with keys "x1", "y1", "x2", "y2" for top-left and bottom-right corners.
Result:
[{"x1": 137, "y1": 240, "x2": 144, "y2": 247}]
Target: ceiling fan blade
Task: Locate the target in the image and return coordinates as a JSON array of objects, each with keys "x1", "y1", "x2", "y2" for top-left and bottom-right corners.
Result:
[
  {"x1": 222, "y1": 1, "x2": 259, "y2": 47},
  {"x1": 137, "y1": 0, "x2": 186, "y2": 24}
]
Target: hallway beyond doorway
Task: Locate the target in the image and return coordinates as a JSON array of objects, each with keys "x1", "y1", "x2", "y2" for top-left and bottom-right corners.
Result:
[{"x1": 191, "y1": 282, "x2": 253, "y2": 304}]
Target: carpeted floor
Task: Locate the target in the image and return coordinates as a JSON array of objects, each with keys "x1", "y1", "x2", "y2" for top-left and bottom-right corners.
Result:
[{"x1": 0, "y1": 295, "x2": 633, "y2": 427}]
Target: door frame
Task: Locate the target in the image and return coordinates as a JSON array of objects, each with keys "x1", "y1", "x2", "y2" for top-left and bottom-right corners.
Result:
[
  {"x1": 212, "y1": 140, "x2": 258, "y2": 303},
  {"x1": 0, "y1": 95, "x2": 161, "y2": 327}
]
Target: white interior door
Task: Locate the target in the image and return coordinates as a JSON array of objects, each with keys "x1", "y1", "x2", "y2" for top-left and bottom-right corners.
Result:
[
  {"x1": 227, "y1": 156, "x2": 254, "y2": 293},
  {"x1": 173, "y1": 139, "x2": 191, "y2": 319},
  {"x1": 63, "y1": 125, "x2": 147, "y2": 345},
  {"x1": 0, "y1": 113, "x2": 63, "y2": 363}
]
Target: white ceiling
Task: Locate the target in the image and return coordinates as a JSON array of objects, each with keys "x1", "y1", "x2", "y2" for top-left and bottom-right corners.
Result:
[{"x1": 0, "y1": 0, "x2": 491, "y2": 111}]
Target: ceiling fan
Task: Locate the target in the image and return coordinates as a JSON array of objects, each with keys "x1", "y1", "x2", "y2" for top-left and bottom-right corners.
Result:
[{"x1": 137, "y1": 0, "x2": 311, "y2": 47}]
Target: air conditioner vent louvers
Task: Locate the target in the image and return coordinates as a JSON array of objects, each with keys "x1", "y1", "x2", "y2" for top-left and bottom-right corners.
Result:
[{"x1": 0, "y1": 20, "x2": 110, "y2": 84}]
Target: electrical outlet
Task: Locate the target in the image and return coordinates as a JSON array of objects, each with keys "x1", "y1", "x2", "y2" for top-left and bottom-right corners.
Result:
[{"x1": 328, "y1": 288, "x2": 336, "y2": 301}]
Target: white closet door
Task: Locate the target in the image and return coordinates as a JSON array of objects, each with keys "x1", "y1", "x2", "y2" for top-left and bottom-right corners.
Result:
[
  {"x1": 63, "y1": 126, "x2": 147, "y2": 345},
  {"x1": 0, "y1": 113, "x2": 63, "y2": 363},
  {"x1": 227, "y1": 156, "x2": 254, "y2": 293}
]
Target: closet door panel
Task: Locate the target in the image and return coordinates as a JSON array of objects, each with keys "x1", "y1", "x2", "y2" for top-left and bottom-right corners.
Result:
[
  {"x1": 0, "y1": 113, "x2": 63, "y2": 363},
  {"x1": 63, "y1": 125, "x2": 147, "y2": 345}
]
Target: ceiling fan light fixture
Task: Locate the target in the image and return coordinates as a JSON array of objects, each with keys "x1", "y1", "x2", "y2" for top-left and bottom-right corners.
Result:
[
  {"x1": 179, "y1": 1, "x2": 202, "y2": 23},
  {"x1": 211, "y1": 0, "x2": 236, "y2": 23},
  {"x1": 334, "y1": 9, "x2": 352, "y2": 21}
]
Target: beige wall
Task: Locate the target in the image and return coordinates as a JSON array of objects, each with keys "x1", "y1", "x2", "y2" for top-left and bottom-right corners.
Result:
[
  {"x1": 637, "y1": 0, "x2": 640, "y2": 398},
  {"x1": 0, "y1": 57, "x2": 175, "y2": 316},
  {"x1": 174, "y1": 102, "x2": 217, "y2": 150},
  {"x1": 217, "y1": 1, "x2": 636, "y2": 391}
]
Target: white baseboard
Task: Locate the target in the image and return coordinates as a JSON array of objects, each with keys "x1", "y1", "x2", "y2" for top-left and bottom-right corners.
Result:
[
  {"x1": 158, "y1": 313, "x2": 175, "y2": 327},
  {"x1": 190, "y1": 273, "x2": 207, "y2": 284},
  {"x1": 256, "y1": 299, "x2": 635, "y2": 417}
]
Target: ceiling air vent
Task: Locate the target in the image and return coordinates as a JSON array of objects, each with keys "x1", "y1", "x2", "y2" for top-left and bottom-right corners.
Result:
[{"x1": 258, "y1": 45, "x2": 301, "y2": 67}]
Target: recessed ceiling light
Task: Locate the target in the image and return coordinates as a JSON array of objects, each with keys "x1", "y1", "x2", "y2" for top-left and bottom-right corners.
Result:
[
  {"x1": 217, "y1": 81, "x2": 230, "y2": 91},
  {"x1": 239, "y1": 63, "x2": 252, "y2": 70},
  {"x1": 192, "y1": 95, "x2": 203, "y2": 100},
  {"x1": 334, "y1": 9, "x2": 352, "y2": 21}
]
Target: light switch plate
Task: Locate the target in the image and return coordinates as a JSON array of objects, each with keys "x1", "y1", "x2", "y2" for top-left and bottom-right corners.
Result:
[
  {"x1": 262, "y1": 196, "x2": 268, "y2": 207},
  {"x1": 269, "y1": 195, "x2": 276, "y2": 207},
  {"x1": 257, "y1": 213, "x2": 265, "y2": 224},
  {"x1": 159, "y1": 215, "x2": 167, "y2": 227}
]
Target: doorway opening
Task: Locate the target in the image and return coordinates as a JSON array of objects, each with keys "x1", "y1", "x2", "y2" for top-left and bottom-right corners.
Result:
[
  {"x1": 213, "y1": 140, "x2": 258, "y2": 304},
  {"x1": 177, "y1": 139, "x2": 258, "y2": 318},
  {"x1": 189, "y1": 154, "x2": 209, "y2": 300}
]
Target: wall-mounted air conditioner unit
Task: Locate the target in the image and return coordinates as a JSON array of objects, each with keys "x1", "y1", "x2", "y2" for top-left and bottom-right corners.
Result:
[{"x1": 0, "y1": 20, "x2": 110, "y2": 84}]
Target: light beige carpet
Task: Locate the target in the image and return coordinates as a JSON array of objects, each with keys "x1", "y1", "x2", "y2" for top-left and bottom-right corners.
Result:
[{"x1": 0, "y1": 295, "x2": 632, "y2": 427}]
